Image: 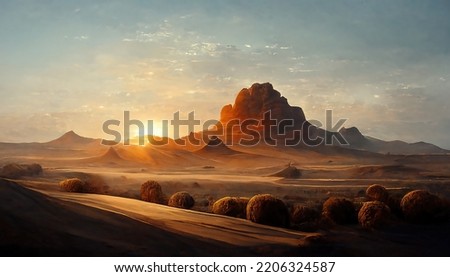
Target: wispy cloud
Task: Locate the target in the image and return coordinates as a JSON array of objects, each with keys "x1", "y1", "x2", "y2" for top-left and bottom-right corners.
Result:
[{"x1": 73, "y1": 35, "x2": 89, "y2": 40}]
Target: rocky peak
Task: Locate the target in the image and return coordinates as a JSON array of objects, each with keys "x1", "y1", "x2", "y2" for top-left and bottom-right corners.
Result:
[
  {"x1": 339, "y1": 127, "x2": 366, "y2": 145},
  {"x1": 220, "y1": 83, "x2": 306, "y2": 126},
  {"x1": 339, "y1": 127, "x2": 364, "y2": 139},
  {"x1": 48, "y1": 130, "x2": 95, "y2": 145}
]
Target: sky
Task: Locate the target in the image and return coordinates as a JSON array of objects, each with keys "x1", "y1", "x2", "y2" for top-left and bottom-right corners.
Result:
[{"x1": 1, "y1": 0, "x2": 450, "y2": 148}]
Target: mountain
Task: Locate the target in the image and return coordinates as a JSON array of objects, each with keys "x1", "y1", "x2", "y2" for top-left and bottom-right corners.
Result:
[
  {"x1": 83, "y1": 147, "x2": 127, "y2": 164},
  {"x1": 338, "y1": 127, "x2": 366, "y2": 147},
  {"x1": 220, "y1": 83, "x2": 307, "y2": 127},
  {"x1": 19, "y1": 84, "x2": 449, "y2": 156},
  {"x1": 339, "y1": 127, "x2": 449, "y2": 155},
  {"x1": 46, "y1": 130, "x2": 98, "y2": 146},
  {"x1": 196, "y1": 136, "x2": 242, "y2": 155},
  {"x1": 216, "y1": 83, "x2": 448, "y2": 155}
]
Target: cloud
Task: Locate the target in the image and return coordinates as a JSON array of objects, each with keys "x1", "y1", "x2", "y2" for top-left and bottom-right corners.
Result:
[
  {"x1": 0, "y1": 112, "x2": 88, "y2": 143},
  {"x1": 73, "y1": 35, "x2": 89, "y2": 40}
]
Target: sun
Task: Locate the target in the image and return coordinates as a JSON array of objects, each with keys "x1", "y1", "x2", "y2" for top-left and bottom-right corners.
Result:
[
  {"x1": 130, "y1": 121, "x2": 166, "y2": 138},
  {"x1": 147, "y1": 121, "x2": 166, "y2": 137}
]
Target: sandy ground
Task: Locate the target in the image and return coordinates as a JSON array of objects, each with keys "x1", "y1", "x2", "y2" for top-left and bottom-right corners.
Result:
[{"x1": 1, "y1": 139, "x2": 450, "y2": 256}]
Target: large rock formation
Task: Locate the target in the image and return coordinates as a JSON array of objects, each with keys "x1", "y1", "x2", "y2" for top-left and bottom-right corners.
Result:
[
  {"x1": 184, "y1": 82, "x2": 448, "y2": 153},
  {"x1": 220, "y1": 83, "x2": 306, "y2": 127}
]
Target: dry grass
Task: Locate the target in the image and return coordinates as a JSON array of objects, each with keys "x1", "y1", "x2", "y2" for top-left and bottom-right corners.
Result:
[
  {"x1": 212, "y1": 197, "x2": 249, "y2": 219},
  {"x1": 246, "y1": 194, "x2": 289, "y2": 228}
]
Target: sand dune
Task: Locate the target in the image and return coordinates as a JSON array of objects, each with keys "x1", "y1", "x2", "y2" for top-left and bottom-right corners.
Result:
[
  {"x1": 46, "y1": 190, "x2": 307, "y2": 248},
  {"x1": 269, "y1": 165, "x2": 302, "y2": 179},
  {"x1": 195, "y1": 136, "x2": 243, "y2": 156},
  {"x1": 82, "y1": 147, "x2": 129, "y2": 164},
  {"x1": 2, "y1": 162, "x2": 450, "y2": 257},
  {"x1": 1, "y1": 178, "x2": 320, "y2": 256},
  {"x1": 350, "y1": 165, "x2": 423, "y2": 179}
]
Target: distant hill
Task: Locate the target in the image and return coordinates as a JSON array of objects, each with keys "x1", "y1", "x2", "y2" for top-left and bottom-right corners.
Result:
[
  {"x1": 83, "y1": 147, "x2": 128, "y2": 164},
  {"x1": 338, "y1": 127, "x2": 449, "y2": 155},
  {"x1": 45, "y1": 130, "x2": 99, "y2": 147},
  {"x1": 196, "y1": 136, "x2": 243, "y2": 155},
  {"x1": 7, "y1": 84, "x2": 448, "y2": 156}
]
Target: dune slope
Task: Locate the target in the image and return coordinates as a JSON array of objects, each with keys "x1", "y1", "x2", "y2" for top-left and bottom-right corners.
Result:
[{"x1": 0, "y1": 179, "x2": 315, "y2": 256}]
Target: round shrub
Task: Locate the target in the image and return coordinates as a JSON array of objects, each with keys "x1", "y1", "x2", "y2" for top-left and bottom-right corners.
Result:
[
  {"x1": 1, "y1": 163, "x2": 43, "y2": 179},
  {"x1": 366, "y1": 184, "x2": 389, "y2": 202},
  {"x1": 291, "y1": 204, "x2": 320, "y2": 224},
  {"x1": 322, "y1": 197, "x2": 357, "y2": 225},
  {"x1": 290, "y1": 204, "x2": 320, "y2": 232},
  {"x1": 59, "y1": 178, "x2": 84, "y2": 193},
  {"x1": 1, "y1": 164, "x2": 26, "y2": 178},
  {"x1": 358, "y1": 201, "x2": 391, "y2": 229},
  {"x1": 82, "y1": 175, "x2": 107, "y2": 194},
  {"x1": 140, "y1": 180, "x2": 165, "y2": 204},
  {"x1": 246, "y1": 194, "x2": 289, "y2": 228},
  {"x1": 400, "y1": 190, "x2": 443, "y2": 224},
  {"x1": 212, "y1": 197, "x2": 249, "y2": 218},
  {"x1": 386, "y1": 195, "x2": 403, "y2": 218},
  {"x1": 27, "y1": 163, "x2": 43, "y2": 176},
  {"x1": 168, "y1": 191, "x2": 195, "y2": 209}
]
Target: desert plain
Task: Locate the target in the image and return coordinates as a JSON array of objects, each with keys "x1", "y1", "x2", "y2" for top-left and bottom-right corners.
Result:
[{"x1": 1, "y1": 83, "x2": 449, "y2": 257}]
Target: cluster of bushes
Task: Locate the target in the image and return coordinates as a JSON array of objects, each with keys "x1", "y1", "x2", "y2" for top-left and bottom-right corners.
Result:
[
  {"x1": 321, "y1": 184, "x2": 449, "y2": 229},
  {"x1": 358, "y1": 184, "x2": 449, "y2": 227},
  {"x1": 0, "y1": 163, "x2": 43, "y2": 179},
  {"x1": 60, "y1": 176, "x2": 449, "y2": 231},
  {"x1": 140, "y1": 180, "x2": 195, "y2": 210},
  {"x1": 212, "y1": 197, "x2": 249, "y2": 219},
  {"x1": 209, "y1": 183, "x2": 449, "y2": 230},
  {"x1": 59, "y1": 175, "x2": 106, "y2": 194},
  {"x1": 319, "y1": 184, "x2": 449, "y2": 229}
]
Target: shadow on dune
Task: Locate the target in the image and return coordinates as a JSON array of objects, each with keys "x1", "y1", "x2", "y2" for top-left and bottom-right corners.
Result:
[
  {"x1": 0, "y1": 179, "x2": 243, "y2": 256},
  {"x1": 0, "y1": 179, "x2": 324, "y2": 257}
]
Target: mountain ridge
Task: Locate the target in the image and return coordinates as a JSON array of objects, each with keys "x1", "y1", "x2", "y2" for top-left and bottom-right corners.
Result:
[
  {"x1": 1, "y1": 83, "x2": 448, "y2": 155},
  {"x1": 216, "y1": 83, "x2": 448, "y2": 154}
]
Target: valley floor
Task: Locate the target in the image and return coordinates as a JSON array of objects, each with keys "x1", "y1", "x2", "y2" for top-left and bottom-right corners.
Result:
[{"x1": 1, "y1": 141, "x2": 450, "y2": 256}]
